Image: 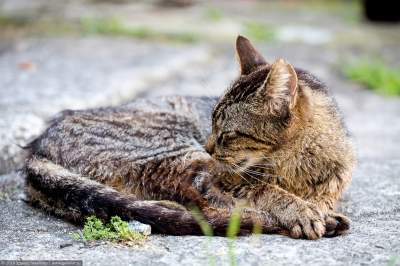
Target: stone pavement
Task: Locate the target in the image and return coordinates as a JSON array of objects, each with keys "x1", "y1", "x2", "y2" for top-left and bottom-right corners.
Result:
[{"x1": 0, "y1": 1, "x2": 399, "y2": 265}]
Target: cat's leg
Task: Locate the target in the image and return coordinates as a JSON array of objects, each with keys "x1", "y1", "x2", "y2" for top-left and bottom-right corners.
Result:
[
  {"x1": 304, "y1": 178, "x2": 351, "y2": 237},
  {"x1": 305, "y1": 195, "x2": 350, "y2": 237},
  {"x1": 245, "y1": 183, "x2": 346, "y2": 239},
  {"x1": 25, "y1": 156, "x2": 282, "y2": 236}
]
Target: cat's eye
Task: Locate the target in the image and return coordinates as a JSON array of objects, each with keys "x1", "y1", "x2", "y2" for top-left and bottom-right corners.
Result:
[
  {"x1": 235, "y1": 131, "x2": 274, "y2": 146},
  {"x1": 217, "y1": 132, "x2": 236, "y2": 146},
  {"x1": 216, "y1": 134, "x2": 224, "y2": 146}
]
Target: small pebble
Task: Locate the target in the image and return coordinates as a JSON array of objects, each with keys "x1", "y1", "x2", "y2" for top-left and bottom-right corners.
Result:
[
  {"x1": 128, "y1": 220, "x2": 151, "y2": 236},
  {"x1": 60, "y1": 242, "x2": 73, "y2": 249}
]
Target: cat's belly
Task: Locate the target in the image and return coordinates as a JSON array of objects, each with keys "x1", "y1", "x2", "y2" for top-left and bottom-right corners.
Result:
[{"x1": 28, "y1": 95, "x2": 218, "y2": 202}]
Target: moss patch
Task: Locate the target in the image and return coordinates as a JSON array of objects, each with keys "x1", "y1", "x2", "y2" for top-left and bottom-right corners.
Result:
[{"x1": 73, "y1": 216, "x2": 146, "y2": 244}]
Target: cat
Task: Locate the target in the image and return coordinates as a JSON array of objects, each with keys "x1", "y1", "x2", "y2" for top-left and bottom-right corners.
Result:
[{"x1": 24, "y1": 36, "x2": 355, "y2": 239}]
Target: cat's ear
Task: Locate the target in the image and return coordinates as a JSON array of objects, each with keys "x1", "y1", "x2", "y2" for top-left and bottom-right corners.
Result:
[
  {"x1": 261, "y1": 58, "x2": 298, "y2": 114},
  {"x1": 236, "y1": 35, "x2": 268, "y2": 75}
]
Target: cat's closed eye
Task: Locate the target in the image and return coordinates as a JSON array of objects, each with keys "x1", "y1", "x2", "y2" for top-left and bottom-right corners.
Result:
[
  {"x1": 234, "y1": 131, "x2": 270, "y2": 145},
  {"x1": 216, "y1": 133, "x2": 227, "y2": 146},
  {"x1": 216, "y1": 134, "x2": 224, "y2": 146},
  {"x1": 217, "y1": 132, "x2": 236, "y2": 146}
]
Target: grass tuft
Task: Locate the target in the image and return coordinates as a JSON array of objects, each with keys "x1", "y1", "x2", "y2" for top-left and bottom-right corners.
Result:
[
  {"x1": 344, "y1": 60, "x2": 400, "y2": 96},
  {"x1": 0, "y1": 15, "x2": 198, "y2": 43},
  {"x1": 204, "y1": 7, "x2": 224, "y2": 22},
  {"x1": 190, "y1": 207, "x2": 216, "y2": 266},
  {"x1": 0, "y1": 14, "x2": 32, "y2": 27},
  {"x1": 190, "y1": 207, "x2": 245, "y2": 266},
  {"x1": 227, "y1": 209, "x2": 241, "y2": 239},
  {"x1": 190, "y1": 207, "x2": 214, "y2": 237},
  {"x1": 243, "y1": 21, "x2": 275, "y2": 42},
  {"x1": 73, "y1": 216, "x2": 146, "y2": 243},
  {"x1": 227, "y1": 209, "x2": 241, "y2": 266},
  {"x1": 80, "y1": 17, "x2": 199, "y2": 43}
]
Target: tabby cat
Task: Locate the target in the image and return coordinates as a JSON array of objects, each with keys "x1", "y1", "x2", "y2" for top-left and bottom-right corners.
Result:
[{"x1": 24, "y1": 36, "x2": 355, "y2": 239}]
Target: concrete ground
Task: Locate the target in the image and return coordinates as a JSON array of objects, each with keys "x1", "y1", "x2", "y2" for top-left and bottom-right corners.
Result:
[{"x1": 0, "y1": 1, "x2": 399, "y2": 265}]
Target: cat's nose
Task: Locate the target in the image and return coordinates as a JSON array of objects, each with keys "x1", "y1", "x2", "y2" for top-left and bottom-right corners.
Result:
[{"x1": 205, "y1": 138, "x2": 215, "y2": 155}]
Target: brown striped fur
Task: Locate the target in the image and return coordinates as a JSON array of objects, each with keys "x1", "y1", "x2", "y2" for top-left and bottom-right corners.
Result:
[{"x1": 24, "y1": 36, "x2": 355, "y2": 239}]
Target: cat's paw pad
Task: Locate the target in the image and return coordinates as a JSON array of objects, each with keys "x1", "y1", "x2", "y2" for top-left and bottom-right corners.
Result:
[
  {"x1": 287, "y1": 203, "x2": 326, "y2": 240},
  {"x1": 324, "y1": 212, "x2": 350, "y2": 237}
]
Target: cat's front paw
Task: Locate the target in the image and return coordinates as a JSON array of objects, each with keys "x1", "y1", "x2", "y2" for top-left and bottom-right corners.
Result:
[
  {"x1": 278, "y1": 201, "x2": 326, "y2": 240},
  {"x1": 324, "y1": 211, "x2": 350, "y2": 237}
]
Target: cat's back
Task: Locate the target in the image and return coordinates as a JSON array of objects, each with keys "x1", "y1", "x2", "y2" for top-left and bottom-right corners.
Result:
[{"x1": 28, "y1": 96, "x2": 218, "y2": 168}]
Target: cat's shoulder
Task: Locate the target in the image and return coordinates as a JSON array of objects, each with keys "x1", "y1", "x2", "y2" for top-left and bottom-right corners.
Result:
[{"x1": 295, "y1": 68, "x2": 329, "y2": 95}]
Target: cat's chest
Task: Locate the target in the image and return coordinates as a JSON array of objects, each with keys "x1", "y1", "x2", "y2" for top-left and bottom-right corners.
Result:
[
  {"x1": 214, "y1": 171, "x2": 269, "y2": 198},
  {"x1": 214, "y1": 164, "x2": 311, "y2": 199}
]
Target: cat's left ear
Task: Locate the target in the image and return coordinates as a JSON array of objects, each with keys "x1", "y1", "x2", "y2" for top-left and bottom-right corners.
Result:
[
  {"x1": 261, "y1": 58, "x2": 298, "y2": 114},
  {"x1": 236, "y1": 35, "x2": 268, "y2": 75}
]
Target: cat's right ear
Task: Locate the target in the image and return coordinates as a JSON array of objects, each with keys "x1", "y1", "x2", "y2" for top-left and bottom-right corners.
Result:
[
  {"x1": 236, "y1": 35, "x2": 268, "y2": 75},
  {"x1": 259, "y1": 58, "x2": 298, "y2": 116}
]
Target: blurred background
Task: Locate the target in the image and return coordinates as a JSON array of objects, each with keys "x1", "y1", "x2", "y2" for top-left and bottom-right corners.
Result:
[{"x1": 1, "y1": 1, "x2": 400, "y2": 264}]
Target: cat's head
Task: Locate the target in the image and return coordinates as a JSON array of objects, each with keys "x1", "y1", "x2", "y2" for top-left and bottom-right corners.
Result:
[{"x1": 206, "y1": 36, "x2": 317, "y2": 168}]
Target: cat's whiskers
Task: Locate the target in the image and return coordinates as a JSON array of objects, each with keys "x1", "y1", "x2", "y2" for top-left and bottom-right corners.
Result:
[
  {"x1": 247, "y1": 164, "x2": 274, "y2": 170},
  {"x1": 240, "y1": 167, "x2": 266, "y2": 177},
  {"x1": 230, "y1": 166, "x2": 254, "y2": 187},
  {"x1": 241, "y1": 169, "x2": 267, "y2": 184},
  {"x1": 231, "y1": 162, "x2": 267, "y2": 185}
]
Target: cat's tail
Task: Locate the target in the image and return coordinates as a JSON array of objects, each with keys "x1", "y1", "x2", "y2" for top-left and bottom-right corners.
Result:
[{"x1": 24, "y1": 156, "x2": 283, "y2": 236}]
